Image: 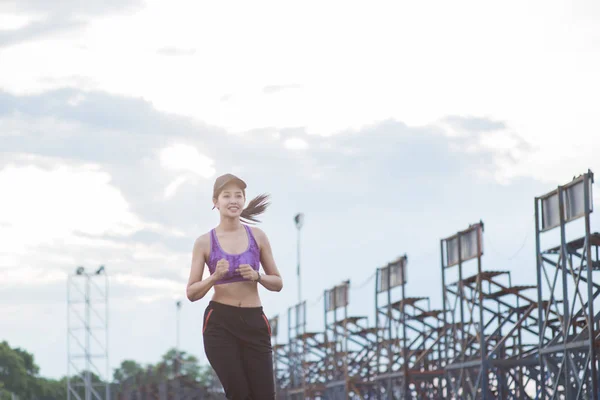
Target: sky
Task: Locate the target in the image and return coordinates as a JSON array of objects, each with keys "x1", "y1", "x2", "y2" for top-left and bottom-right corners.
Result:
[{"x1": 1, "y1": 0, "x2": 600, "y2": 382}]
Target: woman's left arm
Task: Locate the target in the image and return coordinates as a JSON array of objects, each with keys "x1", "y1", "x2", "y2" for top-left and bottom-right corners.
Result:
[{"x1": 254, "y1": 227, "x2": 283, "y2": 292}]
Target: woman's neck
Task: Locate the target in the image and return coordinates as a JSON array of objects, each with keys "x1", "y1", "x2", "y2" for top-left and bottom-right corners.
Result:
[{"x1": 218, "y1": 217, "x2": 243, "y2": 232}]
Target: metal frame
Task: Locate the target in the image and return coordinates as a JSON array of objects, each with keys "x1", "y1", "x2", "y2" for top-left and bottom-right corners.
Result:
[
  {"x1": 272, "y1": 312, "x2": 292, "y2": 399},
  {"x1": 323, "y1": 280, "x2": 351, "y2": 399},
  {"x1": 441, "y1": 222, "x2": 489, "y2": 399},
  {"x1": 285, "y1": 300, "x2": 328, "y2": 398},
  {"x1": 374, "y1": 255, "x2": 409, "y2": 398},
  {"x1": 67, "y1": 265, "x2": 110, "y2": 400},
  {"x1": 322, "y1": 279, "x2": 381, "y2": 398},
  {"x1": 265, "y1": 169, "x2": 600, "y2": 400},
  {"x1": 373, "y1": 254, "x2": 446, "y2": 399},
  {"x1": 534, "y1": 170, "x2": 599, "y2": 399}
]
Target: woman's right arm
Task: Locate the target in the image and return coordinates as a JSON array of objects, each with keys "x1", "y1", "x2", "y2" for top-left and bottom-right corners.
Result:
[{"x1": 186, "y1": 234, "x2": 217, "y2": 302}]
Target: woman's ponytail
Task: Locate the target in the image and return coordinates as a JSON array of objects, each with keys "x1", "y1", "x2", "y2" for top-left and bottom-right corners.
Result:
[{"x1": 240, "y1": 193, "x2": 271, "y2": 224}]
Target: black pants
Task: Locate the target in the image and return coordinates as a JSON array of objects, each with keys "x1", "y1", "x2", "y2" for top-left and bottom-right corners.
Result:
[{"x1": 203, "y1": 301, "x2": 275, "y2": 399}]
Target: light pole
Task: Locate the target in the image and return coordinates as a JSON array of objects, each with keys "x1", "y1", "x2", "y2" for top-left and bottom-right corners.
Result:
[
  {"x1": 67, "y1": 265, "x2": 109, "y2": 400},
  {"x1": 294, "y1": 213, "x2": 304, "y2": 304},
  {"x1": 175, "y1": 300, "x2": 181, "y2": 376},
  {"x1": 176, "y1": 300, "x2": 181, "y2": 350}
]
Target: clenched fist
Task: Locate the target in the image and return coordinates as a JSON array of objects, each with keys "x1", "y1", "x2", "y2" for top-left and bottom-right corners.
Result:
[
  {"x1": 214, "y1": 258, "x2": 229, "y2": 279},
  {"x1": 237, "y1": 264, "x2": 258, "y2": 281}
]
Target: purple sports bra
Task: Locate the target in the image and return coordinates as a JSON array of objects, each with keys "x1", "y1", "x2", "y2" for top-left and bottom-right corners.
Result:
[{"x1": 207, "y1": 224, "x2": 261, "y2": 285}]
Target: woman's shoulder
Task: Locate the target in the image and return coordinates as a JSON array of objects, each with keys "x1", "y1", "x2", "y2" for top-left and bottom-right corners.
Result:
[
  {"x1": 247, "y1": 225, "x2": 268, "y2": 245},
  {"x1": 193, "y1": 230, "x2": 213, "y2": 251}
]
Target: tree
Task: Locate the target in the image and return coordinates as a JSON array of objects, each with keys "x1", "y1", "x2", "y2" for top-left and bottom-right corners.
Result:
[
  {"x1": 158, "y1": 348, "x2": 201, "y2": 380},
  {"x1": 197, "y1": 365, "x2": 221, "y2": 388},
  {"x1": 0, "y1": 340, "x2": 221, "y2": 399},
  {"x1": 0, "y1": 341, "x2": 68, "y2": 399},
  {"x1": 34, "y1": 376, "x2": 68, "y2": 400},
  {"x1": 112, "y1": 360, "x2": 145, "y2": 383},
  {"x1": 65, "y1": 370, "x2": 108, "y2": 399},
  {"x1": 0, "y1": 341, "x2": 36, "y2": 398}
]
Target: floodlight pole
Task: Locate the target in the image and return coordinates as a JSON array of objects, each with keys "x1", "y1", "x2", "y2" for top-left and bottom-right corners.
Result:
[{"x1": 294, "y1": 213, "x2": 304, "y2": 304}]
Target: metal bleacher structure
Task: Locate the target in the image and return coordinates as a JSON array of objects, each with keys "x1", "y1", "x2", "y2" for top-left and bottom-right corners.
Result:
[{"x1": 270, "y1": 170, "x2": 600, "y2": 399}]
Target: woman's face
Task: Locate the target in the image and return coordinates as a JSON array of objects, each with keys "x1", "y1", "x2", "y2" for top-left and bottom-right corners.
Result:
[{"x1": 214, "y1": 183, "x2": 246, "y2": 218}]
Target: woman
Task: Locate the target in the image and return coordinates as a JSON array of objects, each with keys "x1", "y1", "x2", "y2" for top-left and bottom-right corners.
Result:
[{"x1": 186, "y1": 173, "x2": 283, "y2": 399}]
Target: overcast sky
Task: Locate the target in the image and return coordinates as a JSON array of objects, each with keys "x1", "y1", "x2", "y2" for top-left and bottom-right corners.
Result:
[{"x1": 1, "y1": 0, "x2": 600, "y2": 381}]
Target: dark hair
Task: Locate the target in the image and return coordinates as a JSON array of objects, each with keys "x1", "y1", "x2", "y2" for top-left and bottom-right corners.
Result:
[
  {"x1": 240, "y1": 193, "x2": 271, "y2": 224},
  {"x1": 214, "y1": 186, "x2": 271, "y2": 224}
]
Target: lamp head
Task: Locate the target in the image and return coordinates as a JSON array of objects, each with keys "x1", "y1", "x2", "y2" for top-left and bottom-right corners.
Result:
[{"x1": 294, "y1": 213, "x2": 304, "y2": 229}]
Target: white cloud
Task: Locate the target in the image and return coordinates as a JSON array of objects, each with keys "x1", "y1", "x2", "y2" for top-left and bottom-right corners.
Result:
[
  {"x1": 0, "y1": 161, "x2": 142, "y2": 250},
  {"x1": 0, "y1": 266, "x2": 65, "y2": 288},
  {"x1": 163, "y1": 175, "x2": 189, "y2": 199},
  {"x1": 0, "y1": 13, "x2": 32, "y2": 30},
  {"x1": 1, "y1": 0, "x2": 597, "y2": 188},
  {"x1": 0, "y1": 114, "x2": 80, "y2": 138},
  {"x1": 284, "y1": 137, "x2": 309, "y2": 151},
  {"x1": 67, "y1": 93, "x2": 86, "y2": 106},
  {"x1": 477, "y1": 130, "x2": 525, "y2": 153},
  {"x1": 159, "y1": 144, "x2": 215, "y2": 178}
]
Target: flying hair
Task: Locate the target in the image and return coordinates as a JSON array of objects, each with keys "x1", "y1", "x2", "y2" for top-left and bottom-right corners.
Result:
[{"x1": 240, "y1": 193, "x2": 271, "y2": 224}]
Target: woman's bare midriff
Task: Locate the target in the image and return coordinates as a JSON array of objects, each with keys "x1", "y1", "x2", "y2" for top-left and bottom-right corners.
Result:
[{"x1": 211, "y1": 280, "x2": 262, "y2": 307}]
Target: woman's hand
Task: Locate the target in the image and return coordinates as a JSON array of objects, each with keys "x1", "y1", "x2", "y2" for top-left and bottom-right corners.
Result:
[
  {"x1": 214, "y1": 259, "x2": 229, "y2": 279},
  {"x1": 237, "y1": 264, "x2": 258, "y2": 281}
]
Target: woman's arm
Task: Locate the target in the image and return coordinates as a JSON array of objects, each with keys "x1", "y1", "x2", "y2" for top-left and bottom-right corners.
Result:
[
  {"x1": 186, "y1": 234, "x2": 217, "y2": 302},
  {"x1": 253, "y1": 227, "x2": 283, "y2": 292}
]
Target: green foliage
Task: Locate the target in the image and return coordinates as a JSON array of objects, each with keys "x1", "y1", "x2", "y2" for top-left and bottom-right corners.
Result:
[
  {"x1": 112, "y1": 359, "x2": 144, "y2": 383},
  {"x1": 0, "y1": 340, "x2": 218, "y2": 399},
  {"x1": 0, "y1": 340, "x2": 38, "y2": 398},
  {"x1": 160, "y1": 347, "x2": 202, "y2": 379},
  {"x1": 32, "y1": 377, "x2": 68, "y2": 400}
]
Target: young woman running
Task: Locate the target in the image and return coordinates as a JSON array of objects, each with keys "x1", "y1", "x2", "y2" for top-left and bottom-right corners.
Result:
[{"x1": 186, "y1": 173, "x2": 283, "y2": 399}]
